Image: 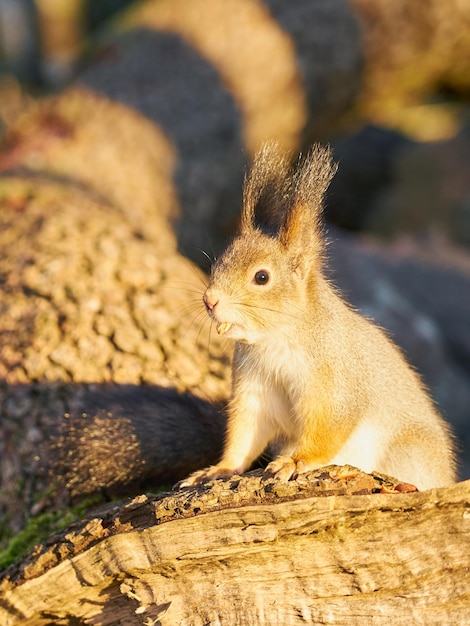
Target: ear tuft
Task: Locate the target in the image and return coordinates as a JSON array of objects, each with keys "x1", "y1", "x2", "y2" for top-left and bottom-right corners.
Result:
[
  {"x1": 242, "y1": 142, "x2": 337, "y2": 259},
  {"x1": 294, "y1": 144, "x2": 337, "y2": 210},
  {"x1": 279, "y1": 144, "x2": 337, "y2": 252},
  {"x1": 241, "y1": 141, "x2": 291, "y2": 235}
]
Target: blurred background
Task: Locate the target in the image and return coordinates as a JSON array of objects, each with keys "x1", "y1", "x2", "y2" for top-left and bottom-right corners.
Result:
[{"x1": 0, "y1": 0, "x2": 469, "y2": 527}]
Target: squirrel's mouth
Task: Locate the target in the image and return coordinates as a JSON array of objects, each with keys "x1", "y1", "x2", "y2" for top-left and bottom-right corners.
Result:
[
  {"x1": 214, "y1": 319, "x2": 253, "y2": 343},
  {"x1": 216, "y1": 321, "x2": 233, "y2": 335}
]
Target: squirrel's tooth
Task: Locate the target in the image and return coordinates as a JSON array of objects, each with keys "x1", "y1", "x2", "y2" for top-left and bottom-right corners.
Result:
[{"x1": 216, "y1": 322, "x2": 232, "y2": 335}]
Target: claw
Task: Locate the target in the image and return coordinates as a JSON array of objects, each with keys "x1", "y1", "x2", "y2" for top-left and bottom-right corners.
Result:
[
  {"x1": 265, "y1": 455, "x2": 299, "y2": 481},
  {"x1": 174, "y1": 465, "x2": 237, "y2": 490}
]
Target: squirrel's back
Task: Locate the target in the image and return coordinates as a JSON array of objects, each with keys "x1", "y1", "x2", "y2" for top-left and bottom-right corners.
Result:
[{"x1": 322, "y1": 287, "x2": 455, "y2": 488}]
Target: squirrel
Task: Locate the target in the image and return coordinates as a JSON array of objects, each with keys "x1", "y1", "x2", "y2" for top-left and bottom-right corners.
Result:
[
  {"x1": 178, "y1": 142, "x2": 456, "y2": 491},
  {"x1": 53, "y1": 385, "x2": 226, "y2": 497}
]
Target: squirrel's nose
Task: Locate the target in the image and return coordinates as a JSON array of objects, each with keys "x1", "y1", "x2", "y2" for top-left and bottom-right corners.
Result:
[{"x1": 203, "y1": 289, "x2": 219, "y2": 312}]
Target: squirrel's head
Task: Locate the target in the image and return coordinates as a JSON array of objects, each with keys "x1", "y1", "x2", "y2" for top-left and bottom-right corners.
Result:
[{"x1": 203, "y1": 142, "x2": 337, "y2": 344}]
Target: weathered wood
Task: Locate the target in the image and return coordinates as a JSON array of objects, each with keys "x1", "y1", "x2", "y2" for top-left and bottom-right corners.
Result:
[{"x1": 1, "y1": 468, "x2": 469, "y2": 625}]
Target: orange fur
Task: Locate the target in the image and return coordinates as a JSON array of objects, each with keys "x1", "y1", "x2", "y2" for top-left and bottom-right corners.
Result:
[{"x1": 179, "y1": 143, "x2": 456, "y2": 491}]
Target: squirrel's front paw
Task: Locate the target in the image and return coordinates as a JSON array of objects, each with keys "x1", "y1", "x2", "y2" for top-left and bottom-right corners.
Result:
[
  {"x1": 265, "y1": 455, "x2": 307, "y2": 481},
  {"x1": 174, "y1": 465, "x2": 238, "y2": 490}
]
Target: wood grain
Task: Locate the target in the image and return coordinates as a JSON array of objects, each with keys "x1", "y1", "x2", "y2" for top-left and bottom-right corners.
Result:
[{"x1": 1, "y1": 468, "x2": 469, "y2": 625}]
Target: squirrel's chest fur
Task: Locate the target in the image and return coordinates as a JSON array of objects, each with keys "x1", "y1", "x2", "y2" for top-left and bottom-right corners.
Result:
[
  {"x1": 239, "y1": 335, "x2": 312, "y2": 389},
  {"x1": 234, "y1": 335, "x2": 315, "y2": 433}
]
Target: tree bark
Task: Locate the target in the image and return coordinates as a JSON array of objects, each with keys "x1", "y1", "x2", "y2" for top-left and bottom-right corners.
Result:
[
  {"x1": 1, "y1": 468, "x2": 469, "y2": 626},
  {"x1": 0, "y1": 90, "x2": 230, "y2": 535}
]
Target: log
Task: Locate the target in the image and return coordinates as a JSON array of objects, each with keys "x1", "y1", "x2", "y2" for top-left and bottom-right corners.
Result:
[
  {"x1": 0, "y1": 126, "x2": 229, "y2": 536},
  {"x1": 351, "y1": 0, "x2": 470, "y2": 122},
  {"x1": 1, "y1": 468, "x2": 469, "y2": 625}
]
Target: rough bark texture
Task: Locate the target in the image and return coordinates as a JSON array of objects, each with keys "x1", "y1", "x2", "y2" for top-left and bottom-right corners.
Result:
[
  {"x1": 0, "y1": 88, "x2": 177, "y2": 237},
  {"x1": 1, "y1": 469, "x2": 469, "y2": 626},
  {"x1": 0, "y1": 89, "x2": 231, "y2": 537}
]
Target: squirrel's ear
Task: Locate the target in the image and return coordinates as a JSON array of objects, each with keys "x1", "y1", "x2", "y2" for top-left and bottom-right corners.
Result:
[
  {"x1": 279, "y1": 144, "x2": 337, "y2": 255},
  {"x1": 279, "y1": 202, "x2": 307, "y2": 251},
  {"x1": 241, "y1": 142, "x2": 291, "y2": 234}
]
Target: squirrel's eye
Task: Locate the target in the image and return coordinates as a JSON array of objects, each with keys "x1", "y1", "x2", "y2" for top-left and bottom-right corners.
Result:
[{"x1": 253, "y1": 270, "x2": 270, "y2": 285}]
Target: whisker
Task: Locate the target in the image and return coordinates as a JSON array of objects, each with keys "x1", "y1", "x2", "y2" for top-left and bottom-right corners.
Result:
[
  {"x1": 179, "y1": 303, "x2": 205, "y2": 319},
  {"x1": 224, "y1": 282, "x2": 307, "y2": 319},
  {"x1": 239, "y1": 306, "x2": 295, "y2": 343},
  {"x1": 195, "y1": 314, "x2": 210, "y2": 347},
  {"x1": 191, "y1": 246, "x2": 215, "y2": 265},
  {"x1": 236, "y1": 301, "x2": 303, "y2": 323},
  {"x1": 207, "y1": 317, "x2": 213, "y2": 353},
  {"x1": 170, "y1": 279, "x2": 204, "y2": 289},
  {"x1": 162, "y1": 280, "x2": 205, "y2": 295},
  {"x1": 202, "y1": 228, "x2": 217, "y2": 264},
  {"x1": 180, "y1": 258, "x2": 209, "y2": 290},
  {"x1": 180, "y1": 308, "x2": 207, "y2": 335},
  {"x1": 178, "y1": 311, "x2": 210, "y2": 345}
]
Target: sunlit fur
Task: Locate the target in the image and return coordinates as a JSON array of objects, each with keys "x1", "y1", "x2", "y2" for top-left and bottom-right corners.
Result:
[{"x1": 181, "y1": 143, "x2": 456, "y2": 490}]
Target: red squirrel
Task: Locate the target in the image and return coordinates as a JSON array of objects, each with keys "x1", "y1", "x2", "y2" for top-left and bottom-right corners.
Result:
[{"x1": 179, "y1": 143, "x2": 456, "y2": 490}]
